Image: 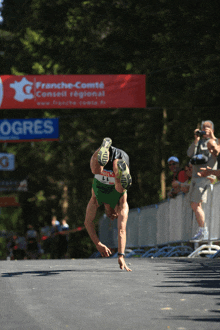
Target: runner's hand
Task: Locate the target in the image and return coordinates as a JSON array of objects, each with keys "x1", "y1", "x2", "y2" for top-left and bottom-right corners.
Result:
[
  {"x1": 118, "y1": 256, "x2": 132, "y2": 271},
  {"x1": 96, "y1": 242, "x2": 112, "y2": 257}
]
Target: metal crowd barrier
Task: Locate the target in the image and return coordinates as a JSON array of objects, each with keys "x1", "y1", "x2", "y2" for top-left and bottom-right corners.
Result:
[
  {"x1": 98, "y1": 182, "x2": 220, "y2": 258},
  {"x1": 188, "y1": 183, "x2": 220, "y2": 257}
]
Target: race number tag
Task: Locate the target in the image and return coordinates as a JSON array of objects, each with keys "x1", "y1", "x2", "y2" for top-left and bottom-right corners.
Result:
[{"x1": 95, "y1": 169, "x2": 115, "y2": 185}]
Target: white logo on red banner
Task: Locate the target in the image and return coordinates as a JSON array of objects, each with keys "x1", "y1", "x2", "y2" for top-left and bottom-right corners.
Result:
[{"x1": 10, "y1": 77, "x2": 34, "y2": 102}]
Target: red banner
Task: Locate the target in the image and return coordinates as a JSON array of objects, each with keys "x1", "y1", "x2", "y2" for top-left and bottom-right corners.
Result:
[
  {"x1": 0, "y1": 196, "x2": 20, "y2": 207},
  {"x1": 0, "y1": 75, "x2": 146, "y2": 109}
]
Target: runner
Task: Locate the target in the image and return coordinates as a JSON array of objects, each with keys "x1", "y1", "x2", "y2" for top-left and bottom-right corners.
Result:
[{"x1": 84, "y1": 138, "x2": 132, "y2": 271}]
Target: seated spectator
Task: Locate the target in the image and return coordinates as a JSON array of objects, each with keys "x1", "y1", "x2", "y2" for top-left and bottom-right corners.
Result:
[
  {"x1": 167, "y1": 156, "x2": 188, "y2": 198},
  {"x1": 172, "y1": 161, "x2": 192, "y2": 194}
]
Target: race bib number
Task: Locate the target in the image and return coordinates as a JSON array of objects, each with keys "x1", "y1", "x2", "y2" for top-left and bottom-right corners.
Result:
[{"x1": 95, "y1": 169, "x2": 115, "y2": 185}]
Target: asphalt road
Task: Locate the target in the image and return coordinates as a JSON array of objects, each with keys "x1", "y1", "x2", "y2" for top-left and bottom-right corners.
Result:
[{"x1": 1, "y1": 257, "x2": 220, "y2": 330}]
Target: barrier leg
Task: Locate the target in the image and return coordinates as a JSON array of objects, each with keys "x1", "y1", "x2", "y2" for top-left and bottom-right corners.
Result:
[{"x1": 211, "y1": 249, "x2": 220, "y2": 259}]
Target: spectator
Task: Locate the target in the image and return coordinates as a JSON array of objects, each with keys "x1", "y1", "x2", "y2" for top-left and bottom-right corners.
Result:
[
  {"x1": 217, "y1": 137, "x2": 220, "y2": 171},
  {"x1": 50, "y1": 216, "x2": 63, "y2": 259},
  {"x1": 60, "y1": 217, "x2": 70, "y2": 258},
  {"x1": 61, "y1": 217, "x2": 69, "y2": 231},
  {"x1": 26, "y1": 225, "x2": 40, "y2": 259},
  {"x1": 187, "y1": 120, "x2": 218, "y2": 240},
  {"x1": 10, "y1": 235, "x2": 19, "y2": 260},
  {"x1": 172, "y1": 161, "x2": 193, "y2": 194},
  {"x1": 198, "y1": 139, "x2": 220, "y2": 179},
  {"x1": 51, "y1": 216, "x2": 61, "y2": 233},
  {"x1": 167, "y1": 156, "x2": 188, "y2": 198},
  {"x1": 16, "y1": 234, "x2": 27, "y2": 260},
  {"x1": 9, "y1": 233, "x2": 26, "y2": 260},
  {"x1": 40, "y1": 223, "x2": 51, "y2": 256}
]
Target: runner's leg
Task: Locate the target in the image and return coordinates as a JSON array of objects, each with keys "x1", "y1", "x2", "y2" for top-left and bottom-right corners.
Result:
[
  {"x1": 117, "y1": 193, "x2": 132, "y2": 271},
  {"x1": 117, "y1": 193, "x2": 129, "y2": 253},
  {"x1": 90, "y1": 149, "x2": 104, "y2": 174},
  {"x1": 97, "y1": 137, "x2": 112, "y2": 166},
  {"x1": 113, "y1": 159, "x2": 132, "y2": 193},
  {"x1": 90, "y1": 138, "x2": 112, "y2": 174}
]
